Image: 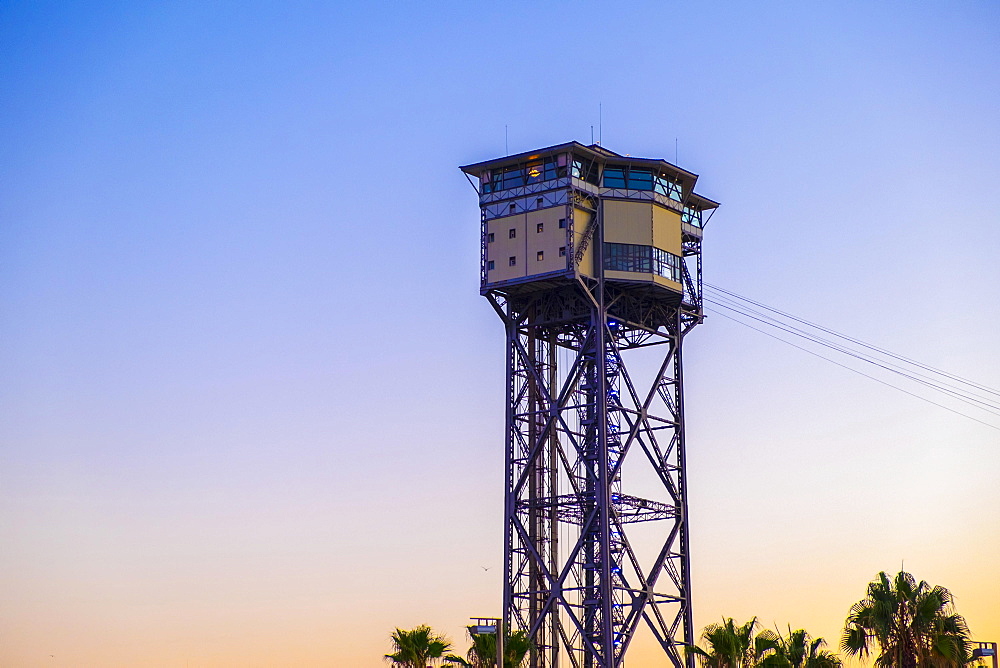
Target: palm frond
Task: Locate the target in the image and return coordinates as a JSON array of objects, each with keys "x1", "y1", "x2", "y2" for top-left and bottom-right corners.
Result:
[{"x1": 843, "y1": 570, "x2": 972, "y2": 668}]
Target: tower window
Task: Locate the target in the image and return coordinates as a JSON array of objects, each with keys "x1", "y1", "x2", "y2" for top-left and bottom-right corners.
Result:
[
  {"x1": 559, "y1": 246, "x2": 566, "y2": 257},
  {"x1": 536, "y1": 197, "x2": 543, "y2": 208},
  {"x1": 558, "y1": 218, "x2": 566, "y2": 229},
  {"x1": 537, "y1": 223, "x2": 544, "y2": 233},
  {"x1": 603, "y1": 242, "x2": 683, "y2": 282},
  {"x1": 509, "y1": 228, "x2": 516, "y2": 239},
  {"x1": 602, "y1": 166, "x2": 627, "y2": 188},
  {"x1": 509, "y1": 256, "x2": 516, "y2": 266},
  {"x1": 537, "y1": 251, "x2": 544, "y2": 261},
  {"x1": 487, "y1": 260, "x2": 495, "y2": 270},
  {"x1": 509, "y1": 203, "x2": 516, "y2": 213},
  {"x1": 488, "y1": 232, "x2": 495, "y2": 243}
]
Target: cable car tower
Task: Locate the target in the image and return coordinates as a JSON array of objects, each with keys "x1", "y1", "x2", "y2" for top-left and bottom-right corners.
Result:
[{"x1": 462, "y1": 142, "x2": 718, "y2": 668}]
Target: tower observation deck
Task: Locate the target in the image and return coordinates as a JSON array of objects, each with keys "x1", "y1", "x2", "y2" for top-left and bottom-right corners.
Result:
[{"x1": 461, "y1": 141, "x2": 718, "y2": 668}]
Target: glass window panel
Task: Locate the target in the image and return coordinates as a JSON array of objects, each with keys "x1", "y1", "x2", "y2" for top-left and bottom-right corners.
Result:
[
  {"x1": 682, "y1": 206, "x2": 703, "y2": 227},
  {"x1": 526, "y1": 162, "x2": 544, "y2": 183},
  {"x1": 629, "y1": 169, "x2": 654, "y2": 190},
  {"x1": 503, "y1": 166, "x2": 524, "y2": 188},
  {"x1": 604, "y1": 243, "x2": 683, "y2": 280},
  {"x1": 572, "y1": 156, "x2": 600, "y2": 184},
  {"x1": 603, "y1": 167, "x2": 626, "y2": 188}
]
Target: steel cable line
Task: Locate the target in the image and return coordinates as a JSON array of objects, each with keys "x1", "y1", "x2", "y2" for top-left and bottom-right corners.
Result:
[
  {"x1": 704, "y1": 296, "x2": 1000, "y2": 419},
  {"x1": 703, "y1": 292, "x2": 1000, "y2": 413},
  {"x1": 703, "y1": 306, "x2": 1000, "y2": 432},
  {"x1": 705, "y1": 282, "x2": 1000, "y2": 400},
  {"x1": 704, "y1": 291, "x2": 998, "y2": 402}
]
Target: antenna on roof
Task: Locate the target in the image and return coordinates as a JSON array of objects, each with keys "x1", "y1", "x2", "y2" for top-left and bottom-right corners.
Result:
[
  {"x1": 675, "y1": 137, "x2": 678, "y2": 164},
  {"x1": 599, "y1": 103, "x2": 602, "y2": 145},
  {"x1": 591, "y1": 125, "x2": 594, "y2": 144},
  {"x1": 505, "y1": 125, "x2": 509, "y2": 156}
]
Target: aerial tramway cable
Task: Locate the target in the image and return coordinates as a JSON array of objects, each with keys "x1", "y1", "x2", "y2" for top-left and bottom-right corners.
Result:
[
  {"x1": 700, "y1": 285, "x2": 1000, "y2": 432},
  {"x1": 703, "y1": 294, "x2": 1000, "y2": 416},
  {"x1": 705, "y1": 283, "x2": 1000, "y2": 400}
]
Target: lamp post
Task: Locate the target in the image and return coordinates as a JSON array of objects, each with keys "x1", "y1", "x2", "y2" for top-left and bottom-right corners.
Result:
[
  {"x1": 972, "y1": 642, "x2": 998, "y2": 668},
  {"x1": 469, "y1": 617, "x2": 503, "y2": 668}
]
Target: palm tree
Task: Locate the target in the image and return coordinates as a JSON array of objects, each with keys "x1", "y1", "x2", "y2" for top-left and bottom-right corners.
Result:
[
  {"x1": 842, "y1": 570, "x2": 972, "y2": 668},
  {"x1": 688, "y1": 618, "x2": 763, "y2": 668},
  {"x1": 385, "y1": 625, "x2": 453, "y2": 668},
  {"x1": 500, "y1": 630, "x2": 532, "y2": 668},
  {"x1": 759, "y1": 627, "x2": 842, "y2": 668},
  {"x1": 689, "y1": 619, "x2": 840, "y2": 668},
  {"x1": 462, "y1": 632, "x2": 497, "y2": 668},
  {"x1": 444, "y1": 628, "x2": 533, "y2": 668}
]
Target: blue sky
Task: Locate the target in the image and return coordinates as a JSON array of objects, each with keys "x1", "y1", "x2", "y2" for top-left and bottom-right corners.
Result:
[{"x1": 2, "y1": 2, "x2": 999, "y2": 665}]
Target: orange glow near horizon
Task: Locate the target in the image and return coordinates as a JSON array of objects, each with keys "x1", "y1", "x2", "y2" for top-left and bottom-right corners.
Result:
[{"x1": 3, "y1": 1, "x2": 998, "y2": 667}]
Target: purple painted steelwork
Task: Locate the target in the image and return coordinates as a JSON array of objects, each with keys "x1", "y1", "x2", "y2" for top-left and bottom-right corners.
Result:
[{"x1": 463, "y1": 143, "x2": 716, "y2": 668}]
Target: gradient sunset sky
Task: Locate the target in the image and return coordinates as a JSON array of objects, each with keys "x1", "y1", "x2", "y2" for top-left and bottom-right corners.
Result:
[{"x1": 2, "y1": 2, "x2": 999, "y2": 666}]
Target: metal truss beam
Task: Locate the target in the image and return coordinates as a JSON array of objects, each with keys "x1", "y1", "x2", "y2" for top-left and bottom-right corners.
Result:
[{"x1": 494, "y1": 256, "x2": 701, "y2": 668}]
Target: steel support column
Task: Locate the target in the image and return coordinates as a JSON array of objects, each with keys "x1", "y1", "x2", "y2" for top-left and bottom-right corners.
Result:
[{"x1": 494, "y1": 274, "x2": 700, "y2": 668}]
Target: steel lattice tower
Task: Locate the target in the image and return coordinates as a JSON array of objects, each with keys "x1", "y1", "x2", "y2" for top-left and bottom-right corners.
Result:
[{"x1": 461, "y1": 142, "x2": 718, "y2": 668}]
